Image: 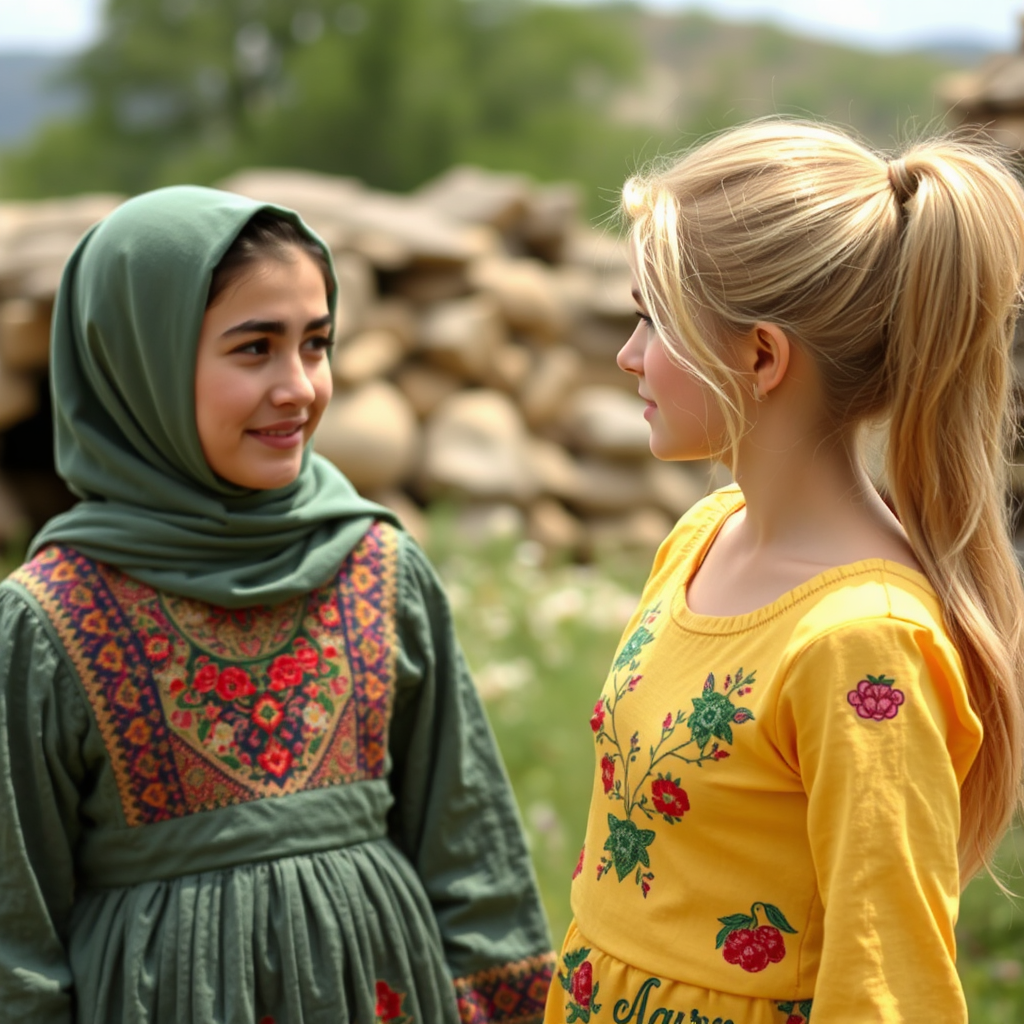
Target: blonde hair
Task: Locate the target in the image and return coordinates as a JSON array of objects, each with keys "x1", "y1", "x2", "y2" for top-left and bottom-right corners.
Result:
[{"x1": 624, "y1": 119, "x2": 1024, "y2": 883}]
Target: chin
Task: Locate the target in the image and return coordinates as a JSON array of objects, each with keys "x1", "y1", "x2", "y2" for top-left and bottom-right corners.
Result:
[{"x1": 229, "y1": 460, "x2": 303, "y2": 491}]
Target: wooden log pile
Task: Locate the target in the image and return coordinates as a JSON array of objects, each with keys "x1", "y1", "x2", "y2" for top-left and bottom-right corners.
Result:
[{"x1": 0, "y1": 167, "x2": 725, "y2": 555}]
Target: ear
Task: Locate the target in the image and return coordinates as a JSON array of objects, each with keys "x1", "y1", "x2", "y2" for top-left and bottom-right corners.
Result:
[{"x1": 745, "y1": 322, "x2": 791, "y2": 398}]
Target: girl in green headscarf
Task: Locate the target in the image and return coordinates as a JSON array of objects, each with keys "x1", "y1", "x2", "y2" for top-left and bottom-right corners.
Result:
[{"x1": 0, "y1": 186, "x2": 553, "y2": 1023}]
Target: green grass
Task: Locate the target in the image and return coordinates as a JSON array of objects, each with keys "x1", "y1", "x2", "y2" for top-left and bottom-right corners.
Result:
[{"x1": 429, "y1": 526, "x2": 1024, "y2": 1018}]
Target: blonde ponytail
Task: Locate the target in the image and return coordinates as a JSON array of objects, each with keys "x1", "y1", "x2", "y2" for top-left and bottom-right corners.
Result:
[
  {"x1": 883, "y1": 144, "x2": 1024, "y2": 879},
  {"x1": 623, "y1": 120, "x2": 1024, "y2": 881}
]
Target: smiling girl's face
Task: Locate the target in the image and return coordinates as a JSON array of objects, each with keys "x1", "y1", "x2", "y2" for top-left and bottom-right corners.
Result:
[{"x1": 194, "y1": 247, "x2": 333, "y2": 490}]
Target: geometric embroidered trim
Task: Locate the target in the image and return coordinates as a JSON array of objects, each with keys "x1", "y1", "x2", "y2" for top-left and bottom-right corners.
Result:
[
  {"x1": 453, "y1": 951, "x2": 556, "y2": 1024},
  {"x1": 10, "y1": 522, "x2": 400, "y2": 825}
]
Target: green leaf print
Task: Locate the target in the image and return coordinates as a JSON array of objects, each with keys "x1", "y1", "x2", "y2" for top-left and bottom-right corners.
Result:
[
  {"x1": 603, "y1": 813, "x2": 655, "y2": 881},
  {"x1": 613, "y1": 624, "x2": 656, "y2": 670},
  {"x1": 594, "y1": 613, "x2": 758, "y2": 898}
]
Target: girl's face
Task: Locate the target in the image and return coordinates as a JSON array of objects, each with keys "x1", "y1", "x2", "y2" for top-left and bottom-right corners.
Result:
[
  {"x1": 617, "y1": 282, "x2": 728, "y2": 461},
  {"x1": 195, "y1": 248, "x2": 333, "y2": 490}
]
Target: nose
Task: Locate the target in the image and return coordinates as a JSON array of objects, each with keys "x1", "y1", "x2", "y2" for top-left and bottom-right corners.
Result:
[
  {"x1": 271, "y1": 349, "x2": 317, "y2": 407},
  {"x1": 617, "y1": 321, "x2": 646, "y2": 377}
]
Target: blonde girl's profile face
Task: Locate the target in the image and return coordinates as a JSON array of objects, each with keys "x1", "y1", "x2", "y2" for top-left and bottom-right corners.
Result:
[
  {"x1": 617, "y1": 281, "x2": 728, "y2": 461},
  {"x1": 194, "y1": 248, "x2": 333, "y2": 490}
]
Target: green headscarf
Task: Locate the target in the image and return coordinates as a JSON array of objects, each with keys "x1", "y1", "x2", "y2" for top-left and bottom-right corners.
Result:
[{"x1": 29, "y1": 185, "x2": 397, "y2": 607}]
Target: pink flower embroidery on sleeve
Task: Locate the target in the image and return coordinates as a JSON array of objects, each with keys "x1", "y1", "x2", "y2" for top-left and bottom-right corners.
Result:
[{"x1": 847, "y1": 673, "x2": 905, "y2": 721}]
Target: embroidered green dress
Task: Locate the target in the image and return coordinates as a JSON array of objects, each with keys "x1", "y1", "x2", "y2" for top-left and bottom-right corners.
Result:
[
  {"x1": 0, "y1": 186, "x2": 553, "y2": 1022},
  {"x1": 0, "y1": 523, "x2": 553, "y2": 1023}
]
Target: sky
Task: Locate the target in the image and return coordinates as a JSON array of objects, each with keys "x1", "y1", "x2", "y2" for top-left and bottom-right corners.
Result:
[{"x1": 0, "y1": 0, "x2": 1022, "y2": 53}]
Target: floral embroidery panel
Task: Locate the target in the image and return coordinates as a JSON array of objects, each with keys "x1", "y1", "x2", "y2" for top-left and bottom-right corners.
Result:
[
  {"x1": 589, "y1": 604, "x2": 757, "y2": 898},
  {"x1": 13, "y1": 523, "x2": 400, "y2": 825}
]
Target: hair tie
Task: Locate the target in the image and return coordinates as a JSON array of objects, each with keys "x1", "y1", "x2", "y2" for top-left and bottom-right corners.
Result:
[{"x1": 887, "y1": 158, "x2": 919, "y2": 205}]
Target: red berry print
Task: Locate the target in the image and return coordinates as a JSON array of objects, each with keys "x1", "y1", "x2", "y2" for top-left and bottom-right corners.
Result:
[
  {"x1": 722, "y1": 929, "x2": 769, "y2": 972},
  {"x1": 848, "y1": 673, "x2": 905, "y2": 721},
  {"x1": 716, "y1": 901, "x2": 797, "y2": 973}
]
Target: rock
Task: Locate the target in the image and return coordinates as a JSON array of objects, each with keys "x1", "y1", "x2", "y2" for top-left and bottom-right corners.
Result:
[
  {"x1": 528, "y1": 497, "x2": 584, "y2": 552},
  {"x1": 314, "y1": 381, "x2": 419, "y2": 493},
  {"x1": 645, "y1": 461, "x2": 708, "y2": 518},
  {"x1": 331, "y1": 329, "x2": 405, "y2": 386},
  {"x1": 526, "y1": 438, "x2": 583, "y2": 502},
  {"x1": 566, "y1": 458, "x2": 651, "y2": 515},
  {"x1": 423, "y1": 390, "x2": 537, "y2": 501},
  {"x1": 0, "y1": 363, "x2": 38, "y2": 431},
  {"x1": 416, "y1": 165, "x2": 531, "y2": 232},
  {"x1": 0, "y1": 472, "x2": 29, "y2": 543},
  {"x1": 0, "y1": 299, "x2": 52, "y2": 371},
  {"x1": 561, "y1": 223, "x2": 631, "y2": 273},
  {"x1": 220, "y1": 169, "x2": 488, "y2": 268},
  {"x1": 366, "y1": 489, "x2": 429, "y2": 547},
  {"x1": 587, "y1": 506, "x2": 673, "y2": 557},
  {"x1": 332, "y1": 251, "x2": 376, "y2": 341},
  {"x1": 468, "y1": 256, "x2": 569, "y2": 341},
  {"x1": 561, "y1": 386, "x2": 652, "y2": 459},
  {"x1": 589, "y1": 271, "x2": 636, "y2": 321},
  {"x1": 522, "y1": 182, "x2": 581, "y2": 262},
  {"x1": 568, "y1": 315, "x2": 631, "y2": 360},
  {"x1": 361, "y1": 298, "x2": 419, "y2": 351},
  {"x1": 391, "y1": 264, "x2": 470, "y2": 304},
  {"x1": 420, "y1": 295, "x2": 508, "y2": 382},
  {"x1": 481, "y1": 344, "x2": 532, "y2": 393},
  {"x1": 519, "y1": 346, "x2": 582, "y2": 428},
  {"x1": 394, "y1": 363, "x2": 462, "y2": 419}
]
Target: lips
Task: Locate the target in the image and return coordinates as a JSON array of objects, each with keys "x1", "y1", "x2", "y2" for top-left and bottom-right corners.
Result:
[{"x1": 245, "y1": 420, "x2": 308, "y2": 449}]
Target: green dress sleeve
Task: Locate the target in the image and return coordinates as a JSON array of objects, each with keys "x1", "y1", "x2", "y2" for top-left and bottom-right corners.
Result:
[
  {"x1": 387, "y1": 533, "x2": 555, "y2": 1021},
  {"x1": 0, "y1": 585, "x2": 90, "y2": 1023}
]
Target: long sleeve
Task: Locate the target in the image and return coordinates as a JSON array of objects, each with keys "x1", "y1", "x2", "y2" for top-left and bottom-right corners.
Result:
[
  {"x1": 387, "y1": 534, "x2": 554, "y2": 1023},
  {"x1": 775, "y1": 613, "x2": 981, "y2": 1024},
  {"x1": 0, "y1": 586, "x2": 90, "y2": 1024}
]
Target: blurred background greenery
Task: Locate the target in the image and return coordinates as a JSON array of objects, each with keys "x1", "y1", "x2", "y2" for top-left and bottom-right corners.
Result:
[{"x1": 0, "y1": 0, "x2": 971, "y2": 213}]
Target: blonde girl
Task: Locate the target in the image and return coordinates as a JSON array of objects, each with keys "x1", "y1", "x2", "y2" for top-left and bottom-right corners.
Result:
[{"x1": 545, "y1": 121, "x2": 1024, "y2": 1024}]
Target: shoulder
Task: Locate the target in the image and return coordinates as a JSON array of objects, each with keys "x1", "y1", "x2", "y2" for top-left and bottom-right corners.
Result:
[
  {"x1": 777, "y1": 565, "x2": 980, "y2": 764},
  {"x1": 649, "y1": 484, "x2": 742, "y2": 577}
]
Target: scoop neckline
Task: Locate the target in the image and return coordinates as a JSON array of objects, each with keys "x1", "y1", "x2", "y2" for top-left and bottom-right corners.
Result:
[{"x1": 672, "y1": 488, "x2": 936, "y2": 636}]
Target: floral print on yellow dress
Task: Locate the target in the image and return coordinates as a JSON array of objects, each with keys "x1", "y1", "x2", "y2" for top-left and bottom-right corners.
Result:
[{"x1": 590, "y1": 604, "x2": 757, "y2": 897}]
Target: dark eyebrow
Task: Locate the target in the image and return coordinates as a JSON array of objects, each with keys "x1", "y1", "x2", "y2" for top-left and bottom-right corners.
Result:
[
  {"x1": 222, "y1": 314, "x2": 333, "y2": 337},
  {"x1": 631, "y1": 287, "x2": 644, "y2": 305}
]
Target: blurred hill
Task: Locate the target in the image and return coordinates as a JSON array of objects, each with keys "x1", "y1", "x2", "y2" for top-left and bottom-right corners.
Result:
[{"x1": 0, "y1": 2, "x2": 986, "y2": 209}]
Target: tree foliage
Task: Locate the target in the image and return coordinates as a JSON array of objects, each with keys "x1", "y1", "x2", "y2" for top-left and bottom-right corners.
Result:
[{"x1": 1, "y1": 0, "x2": 646, "y2": 200}]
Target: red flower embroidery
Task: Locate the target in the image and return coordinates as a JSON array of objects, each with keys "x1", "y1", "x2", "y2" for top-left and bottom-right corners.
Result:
[
  {"x1": 324, "y1": 645, "x2": 338, "y2": 658},
  {"x1": 712, "y1": 749, "x2": 730, "y2": 760},
  {"x1": 375, "y1": 980, "x2": 403, "y2": 1021},
  {"x1": 572, "y1": 846, "x2": 585, "y2": 879},
  {"x1": 590, "y1": 699, "x2": 605, "y2": 733},
  {"x1": 268, "y1": 655, "x2": 303, "y2": 692},
  {"x1": 848, "y1": 673, "x2": 905, "y2": 721},
  {"x1": 294, "y1": 645, "x2": 319, "y2": 669},
  {"x1": 650, "y1": 776, "x2": 689, "y2": 819},
  {"x1": 570, "y1": 960, "x2": 593, "y2": 1010},
  {"x1": 600, "y1": 754, "x2": 615, "y2": 794},
  {"x1": 145, "y1": 634, "x2": 170, "y2": 661},
  {"x1": 170, "y1": 709, "x2": 193, "y2": 729},
  {"x1": 257, "y1": 740, "x2": 293, "y2": 778},
  {"x1": 216, "y1": 666, "x2": 256, "y2": 702},
  {"x1": 252, "y1": 695, "x2": 284, "y2": 732},
  {"x1": 193, "y1": 664, "x2": 218, "y2": 693},
  {"x1": 319, "y1": 601, "x2": 341, "y2": 627}
]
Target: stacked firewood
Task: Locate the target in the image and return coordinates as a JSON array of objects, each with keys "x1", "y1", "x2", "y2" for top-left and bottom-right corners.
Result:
[{"x1": 0, "y1": 167, "x2": 724, "y2": 554}]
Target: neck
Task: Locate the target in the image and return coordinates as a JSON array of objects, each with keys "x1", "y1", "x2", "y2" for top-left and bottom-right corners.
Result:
[{"x1": 727, "y1": 423, "x2": 908, "y2": 569}]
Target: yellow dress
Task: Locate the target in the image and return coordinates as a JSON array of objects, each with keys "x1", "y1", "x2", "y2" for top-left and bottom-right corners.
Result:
[{"x1": 545, "y1": 487, "x2": 982, "y2": 1024}]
